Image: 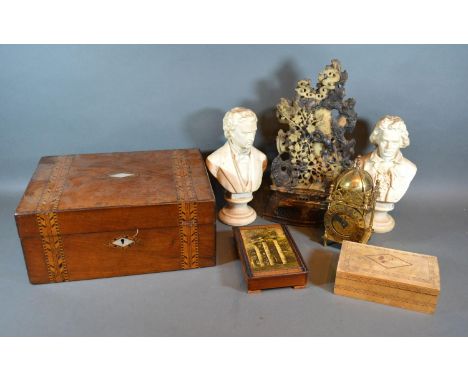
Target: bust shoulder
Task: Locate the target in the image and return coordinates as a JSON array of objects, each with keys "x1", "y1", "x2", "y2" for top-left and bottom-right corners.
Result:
[
  {"x1": 395, "y1": 156, "x2": 417, "y2": 178},
  {"x1": 206, "y1": 143, "x2": 230, "y2": 173},
  {"x1": 251, "y1": 146, "x2": 267, "y2": 171},
  {"x1": 207, "y1": 142, "x2": 230, "y2": 162}
]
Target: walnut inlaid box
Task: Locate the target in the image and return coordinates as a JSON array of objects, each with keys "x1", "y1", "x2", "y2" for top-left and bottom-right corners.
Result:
[
  {"x1": 15, "y1": 149, "x2": 216, "y2": 284},
  {"x1": 233, "y1": 224, "x2": 308, "y2": 293},
  {"x1": 335, "y1": 241, "x2": 440, "y2": 314}
]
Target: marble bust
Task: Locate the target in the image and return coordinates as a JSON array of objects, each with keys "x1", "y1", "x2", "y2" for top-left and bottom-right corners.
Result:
[
  {"x1": 206, "y1": 107, "x2": 267, "y2": 226},
  {"x1": 361, "y1": 115, "x2": 417, "y2": 233}
]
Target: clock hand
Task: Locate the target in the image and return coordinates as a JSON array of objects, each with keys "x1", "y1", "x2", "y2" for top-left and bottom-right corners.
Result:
[{"x1": 336, "y1": 214, "x2": 349, "y2": 229}]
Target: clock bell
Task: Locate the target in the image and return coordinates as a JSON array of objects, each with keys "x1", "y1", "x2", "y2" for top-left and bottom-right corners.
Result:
[{"x1": 323, "y1": 160, "x2": 377, "y2": 246}]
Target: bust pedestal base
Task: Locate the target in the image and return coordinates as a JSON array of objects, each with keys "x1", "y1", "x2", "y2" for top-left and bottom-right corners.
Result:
[
  {"x1": 219, "y1": 192, "x2": 256, "y2": 226},
  {"x1": 373, "y1": 201, "x2": 395, "y2": 233}
]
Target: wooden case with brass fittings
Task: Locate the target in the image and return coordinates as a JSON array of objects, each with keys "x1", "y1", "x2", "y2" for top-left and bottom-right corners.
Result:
[
  {"x1": 323, "y1": 158, "x2": 378, "y2": 245},
  {"x1": 233, "y1": 224, "x2": 308, "y2": 293}
]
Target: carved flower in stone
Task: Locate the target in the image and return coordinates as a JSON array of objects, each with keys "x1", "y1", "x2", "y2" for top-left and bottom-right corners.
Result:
[
  {"x1": 291, "y1": 114, "x2": 304, "y2": 125},
  {"x1": 289, "y1": 131, "x2": 300, "y2": 143},
  {"x1": 306, "y1": 123, "x2": 316, "y2": 134}
]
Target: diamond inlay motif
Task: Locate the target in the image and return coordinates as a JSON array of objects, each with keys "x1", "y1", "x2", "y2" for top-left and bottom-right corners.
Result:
[
  {"x1": 109, "y1": 173, "x2": 135, "y2": 178},
  {"x1": 112, "y1": 237, "x2": 135, "y2": 248},
  {"x1": 366, "y1": 254, "x2": 412, "y2": 269}
]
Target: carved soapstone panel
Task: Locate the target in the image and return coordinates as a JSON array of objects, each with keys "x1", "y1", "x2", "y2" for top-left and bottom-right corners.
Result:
[
  {"x1": 264, "y1": 59, "x2": 357, "y2": 225},
  {"x1": 271, "y1": 59, "x2": 357, "y2": 192}
]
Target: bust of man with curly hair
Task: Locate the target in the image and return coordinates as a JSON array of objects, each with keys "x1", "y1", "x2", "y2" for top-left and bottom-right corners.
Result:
[{"x1": 362, "y1": 115, "x2": 417, "y2": 203}]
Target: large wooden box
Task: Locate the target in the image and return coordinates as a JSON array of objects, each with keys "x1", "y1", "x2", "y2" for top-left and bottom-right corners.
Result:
[
  {"x1": 15, "y1": 149, "x2": 216, "y2": 284},
  {"x1": 334, "y1": 241, "x2": 440, "y2": 314}
]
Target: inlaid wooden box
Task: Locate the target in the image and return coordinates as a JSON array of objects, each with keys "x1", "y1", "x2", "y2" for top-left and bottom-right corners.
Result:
[
  {"x1": 233, "y1": 224, "x2": 308, "y2": 293},
  {"x1": 335, "y1": 241, "x2": 440, "y2": 314},
  {"x1": 15, "y1": 149, "x2": 216, "y2": 284}
]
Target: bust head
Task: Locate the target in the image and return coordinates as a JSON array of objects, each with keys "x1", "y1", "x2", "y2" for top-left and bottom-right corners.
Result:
[
  {"x1": 369, "y1": 115, "x2": 410, "y2": 161},
  {"x1": 223, "y1": 107, "x2": 258, "y2": 153}
]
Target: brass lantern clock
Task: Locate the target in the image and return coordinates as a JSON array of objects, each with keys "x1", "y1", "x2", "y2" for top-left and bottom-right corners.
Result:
[{"x1": 323, "y1": 160, "x2": 378, "y2": 245}]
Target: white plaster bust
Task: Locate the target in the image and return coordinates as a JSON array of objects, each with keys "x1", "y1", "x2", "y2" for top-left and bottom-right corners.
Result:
[
  {"x1": 206, "y1": 107, "x2": 267, "y2": 226},
  {"x1": 206, "y1": 107, "x2": 267, "y2": 194},
  {"x1": 361, "y1": 115, "x2": 417, "y2": 233}
]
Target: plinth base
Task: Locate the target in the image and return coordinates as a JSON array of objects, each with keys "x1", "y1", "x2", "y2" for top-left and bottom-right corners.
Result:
[
  {"x1": 219, "y1": 192, "x2": 256, "y2": 226},
  {"x1": 373, "y1": 202, "x2": 395, "y2": 233}
]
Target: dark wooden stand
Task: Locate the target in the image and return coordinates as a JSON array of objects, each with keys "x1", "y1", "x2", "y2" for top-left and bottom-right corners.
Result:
[{"x1": 262, "y1": 187, "x2": 328, "y2": 226}]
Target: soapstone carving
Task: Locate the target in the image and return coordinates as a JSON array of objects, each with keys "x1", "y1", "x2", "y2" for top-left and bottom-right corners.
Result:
[
  {"x1": 271, "y1": 59, "x2": 357, "y2": 192},
  {"x1": 264, "y1": 59, "x2": 357, "y2": 225}
]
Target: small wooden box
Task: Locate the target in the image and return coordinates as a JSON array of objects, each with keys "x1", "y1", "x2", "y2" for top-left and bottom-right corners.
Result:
[
  {"x1": 335, "y1": 241, "x2": 440, "y2": 314},
  {"x1": 15, "y1": 149, "x2": 216, "y2": 284},
  {"x1": 233, "y1": 224, "x2": 308, "y2": 293}
]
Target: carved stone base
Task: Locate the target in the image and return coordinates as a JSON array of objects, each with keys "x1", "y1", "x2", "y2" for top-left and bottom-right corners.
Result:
[
  {"x1": 219, "y1": 192, "x2": 256, "y2": 226},
  {"x1": 372, "y1": 201, "x2": 395, "y2": 233},
  {"x1": 262, "y1": 187, "x2": 328, "y2": 226}
]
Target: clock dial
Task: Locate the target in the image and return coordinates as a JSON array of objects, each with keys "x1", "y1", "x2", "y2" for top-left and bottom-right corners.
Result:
[
  {"x1": 325, "y1": 204, "x2": 365, "y2": 240},
  {"x1": 331, "y1": 213, "x2": 356, "y2": 237}
]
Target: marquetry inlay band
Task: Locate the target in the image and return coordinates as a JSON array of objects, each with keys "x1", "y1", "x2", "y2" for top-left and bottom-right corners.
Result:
[
  {"x1": 172, "y1": 151, "x2": 200, "y2": 269},
  {"x1": 36, "y1": 156, "x2": 73, "y2": 282}
]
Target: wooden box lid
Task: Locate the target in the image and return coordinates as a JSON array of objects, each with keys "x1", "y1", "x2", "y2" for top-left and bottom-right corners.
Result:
[
  {"x1": 15, "y1": 149, "x2": 215, "y2": 237},
  {"x1": 337, "y1": 241, "x2": 440, "y2": 296}
]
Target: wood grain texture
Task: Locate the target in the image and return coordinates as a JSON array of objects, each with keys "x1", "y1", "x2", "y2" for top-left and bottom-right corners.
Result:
[
  {"x1": 20, "y1": 225, "x2": 215, "y2": 283},
  {"x1": 233, "y1": 224, "x2": 308, "y2": 293},
  {"x1": 15, "y1": 149, "x2": 216, "y2": 284},
  {"x1": 17, "y1": 149, "x2": 214, "y2": 214},
  {"x1": 334, "y1": 240, "x2": 440, "y2": 314}
]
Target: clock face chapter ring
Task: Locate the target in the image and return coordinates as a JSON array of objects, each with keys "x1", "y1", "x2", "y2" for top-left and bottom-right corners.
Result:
[{"x1": 324, "y1": 204, "x2": 365, "y2": 241}]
